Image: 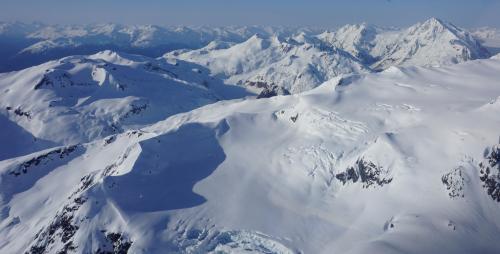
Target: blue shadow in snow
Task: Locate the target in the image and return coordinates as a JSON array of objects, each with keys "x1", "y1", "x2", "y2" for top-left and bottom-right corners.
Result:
[{"x1": 105, "y1": 122, "x2": 227, "y2": 212}]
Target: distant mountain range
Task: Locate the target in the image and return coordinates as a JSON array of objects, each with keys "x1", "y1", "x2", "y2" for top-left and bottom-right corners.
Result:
[
  {"x1": 0, "y1": 22, "x2": 319, "y2": 72},
  {"x1": 470, "y1": 26, "x2": 500, "y2": 54},
  {"x1": 0, "y1": 19, "x2": 494, "y2": 73},
  {"x1": 0, "y1": 19, "x2": 494, "y2": 94},
  {"x1": 169, "y1": 18, "x2": 491, "y2": 93}
]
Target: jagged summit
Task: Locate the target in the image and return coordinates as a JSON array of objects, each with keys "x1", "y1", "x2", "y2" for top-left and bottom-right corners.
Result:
[
  {"x1": 370, "y1": 17, "x2": 490, "y2": 69},
  {"x1": 318, "y1": 22, "x2": 380, "y2": 63},
  {"x1": 422, "y1": 17, "x2": 447, "y2": 27}
]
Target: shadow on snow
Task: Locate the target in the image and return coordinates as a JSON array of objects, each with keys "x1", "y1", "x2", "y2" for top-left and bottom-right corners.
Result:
[{"x1": 105, "y1": 122, "x2": 228, "y2": 212}]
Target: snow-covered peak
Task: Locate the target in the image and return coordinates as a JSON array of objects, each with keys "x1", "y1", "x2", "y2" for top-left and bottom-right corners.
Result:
[
  {"x1": 407, "y1": 17, "x2": 462, "y2": 40},
  {"x1": 88, "y1": 50, "x2": 148, "y2": 66},
  {"x1": 168, "y1": 33, "x2": 369, "y2": 93},
  {"x1": 0, "y1": 21, "x2": 41, "y2": 37},
  {"x1": 371, "y1": 17, "x2": 490, "y2": 69},
  {"x1": 318, "y1": 22, "x2": 380, "y2": 63},
  {"x1": 420, "y1": 17, "x2": 447, "y2": 29}
]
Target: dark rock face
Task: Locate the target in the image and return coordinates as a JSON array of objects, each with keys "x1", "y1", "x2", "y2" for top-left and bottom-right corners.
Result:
[
  {"x1": 256, "y1": 85, "x2": 291, "y2": 99},
  {"x1": 34, "y1": 72, "x2": 73, "y2": 90},
  {"x1": 9, "y1": 145, "x2": 78, "y2": 176},
  {"x1": 96, "y1": 232, "x2": 133, "y2": 254},
  {"x1": 28, "y1": 196, "x2": 86, "y2": 254},
  {"x1": 479, "y1": 144, "x2": 500, "y2": 202},
  {"x1": 103, "y1": 135, "x2": 117, "y2": 146},
  {"x1": 336, "y1": 158, "x2": 392, "y2": 188},
  {"x1": 143, "y1": 62, "x2": 178, "y2": 78},
  {"x1": 442, "y1": 167, "x2": 466, "y2": 198},
  {"x1": 27, "y1": 158, "x2": 133, "y2": 253},
  {"x1": 336, "y1": 75, "x2": 361, "y2": 87},
  {"x1": 13, "y1": 107, "x2": 32, "y2": 119},
  {"x1": 245, "y1": 80, "x2": 270, "y2": 89},
  {"x1": 34, "y1": 71, "x2": 94, "y2": 90},
  {"x1": 34, "y1": 74, "x2": 55, "y2": 90},
  {"x1": 119, "y1": 103, "x2": 148, "y2": 121}
]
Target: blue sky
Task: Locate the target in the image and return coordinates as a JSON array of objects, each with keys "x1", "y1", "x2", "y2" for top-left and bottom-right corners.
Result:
[{"x1": 2, "y1": 0, "x2": 499, "y2": 28}]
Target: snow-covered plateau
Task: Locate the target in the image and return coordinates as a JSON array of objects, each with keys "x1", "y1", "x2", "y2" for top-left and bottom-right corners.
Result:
[{"x1": 0, "y1": 18, "x2": 500, "y2": 254}]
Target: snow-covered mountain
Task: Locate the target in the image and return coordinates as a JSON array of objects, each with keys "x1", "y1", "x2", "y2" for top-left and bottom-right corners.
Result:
[
  {"x1": 319, "y1": 18, "x2": 490, "y2": 70},
  {"x1": 1, "y1": 53, "x2": 500, "y2": 254},
  {"x1": 317, "y1": 23, "x2": 391, "y2": 64},
  {"x1": 165, "y1": 34, "x2": 369, "y2": 93},
  {"x1": 0, "y1": 18, "x2": 492, "y2": 75},
  {"x1": 0, "y1": 50, "x2": 248, "y2": 160},
  {"x1": 0, "y1": 23, "x2": 319, "y2": 72},
  {"x1": 470, "y1": 27, "x2": 500, "y2": 54},
  {"x1": 371, "y1": 18, "x2": 490, "y2": 69},
  {"x1": 167, "y1": 18, "x2": 491, "y2": 93}
]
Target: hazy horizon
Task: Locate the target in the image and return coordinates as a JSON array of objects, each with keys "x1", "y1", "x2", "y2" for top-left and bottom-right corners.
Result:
[{"x1": 1, "y1": 0, "x2": 500, "y2": 28}]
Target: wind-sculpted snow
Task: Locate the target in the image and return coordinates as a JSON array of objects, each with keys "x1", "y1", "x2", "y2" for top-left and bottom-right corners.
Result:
[{"x1": 1, "y1": 43, "x2": 500, "y2": 254}]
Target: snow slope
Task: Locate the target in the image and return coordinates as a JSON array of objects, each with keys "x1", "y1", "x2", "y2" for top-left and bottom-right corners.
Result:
[
  {"x1": 1, "y1": 56, "x2": 500, "y2": 253},
  {"x1": 0, "y1": 50, "x2": 249, "y2": 158}
]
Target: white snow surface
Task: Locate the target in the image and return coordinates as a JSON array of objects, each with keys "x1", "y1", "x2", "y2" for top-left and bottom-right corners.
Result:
[{"x1": 1, "y1": 54, "x2": 500, "y2": 254}]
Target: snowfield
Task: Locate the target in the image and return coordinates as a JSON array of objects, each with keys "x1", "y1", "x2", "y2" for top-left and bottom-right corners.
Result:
[{"x1": 1, "y1": 52, "x2": 500, "y2": 253}]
